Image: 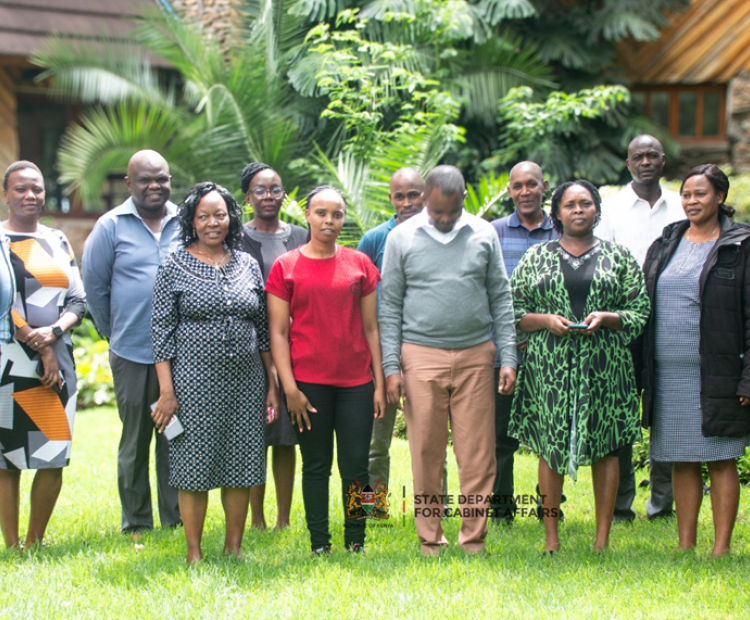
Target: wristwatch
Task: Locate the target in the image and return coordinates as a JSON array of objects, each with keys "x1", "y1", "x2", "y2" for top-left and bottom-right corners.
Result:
[{"x1": 52, "y1": 325, "x2": 64, "y2": 340}]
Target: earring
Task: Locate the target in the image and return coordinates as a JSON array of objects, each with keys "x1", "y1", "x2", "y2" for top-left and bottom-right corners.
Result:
[{"x1": 192, "y1": 228, "x2": 197, "y2": 238}]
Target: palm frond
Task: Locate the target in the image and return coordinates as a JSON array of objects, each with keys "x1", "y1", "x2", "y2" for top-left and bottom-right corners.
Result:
[
  {"x1": 475, "y1": 0, "x2": 537, "y2": 23},
  {"x1": 312, "y1": 145, "x2": 376, "y2": 238},
  {"x1": 131, "y1": 9, "x2": 227, "y2": 95},
  {"x1": 449, "y1": 34, "x2": 557, "y2": 125},
  {"x1": 464, "y1": 171, "x2": 510, "y2": 219},
  {"x1": 32, "y1": 37, "x2": 170, "y2": 106},
  {"x1": 534, "y1": 32, "x2": 611, "y2": 72},
  {"x1": 360, "y1": 0, "x2": 419, "y2": 21},
  {"x1": 57, "y1": 103, "x2": 194, "y2": 205},
  {"x1": 288, "y1": 0, "x2": 347, "y2": 22}
]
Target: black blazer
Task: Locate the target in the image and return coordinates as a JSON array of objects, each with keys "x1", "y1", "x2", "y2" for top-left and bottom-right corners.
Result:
[{"x1": 641, "y1": 215, "x2": 750, "y2": 437}]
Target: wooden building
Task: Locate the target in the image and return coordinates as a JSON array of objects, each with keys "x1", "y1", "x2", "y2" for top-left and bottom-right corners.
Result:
[{"x1": 618, "y1": 0, "x2": 750, "y2": 173}]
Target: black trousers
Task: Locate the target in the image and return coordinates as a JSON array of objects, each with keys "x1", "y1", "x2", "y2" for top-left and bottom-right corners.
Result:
[
  {"x1": 490, "y1": 380, "x2": 519, "y2": 521},
  {"x1": 296, "y1": 381, "x2": 374, "y2": 550}
]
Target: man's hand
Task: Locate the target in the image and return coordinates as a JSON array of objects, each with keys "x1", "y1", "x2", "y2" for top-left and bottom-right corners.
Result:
[
  {"x1": 498, "y1": 367, "x2": 516, "y2": 396},
  {"x1": 386, "y1": 373, "x2": 405, "y2": 406}
]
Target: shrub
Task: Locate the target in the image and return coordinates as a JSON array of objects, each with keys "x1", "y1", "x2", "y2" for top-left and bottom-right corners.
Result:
[{"x1": 72, "y1": 317, "x2": 115, "y2": 409}]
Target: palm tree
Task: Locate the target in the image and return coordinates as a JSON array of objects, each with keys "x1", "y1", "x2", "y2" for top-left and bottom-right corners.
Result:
[{"x1": 33, "y1": 0, "x2": 312, "y2": 206}]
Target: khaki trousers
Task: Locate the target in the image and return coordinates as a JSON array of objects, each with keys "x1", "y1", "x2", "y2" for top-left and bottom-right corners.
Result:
[{"x1": 401, "y1": 340, "x2": 496, "y2": 554}]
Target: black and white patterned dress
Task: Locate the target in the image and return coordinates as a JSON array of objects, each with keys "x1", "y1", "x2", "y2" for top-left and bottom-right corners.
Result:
[
  {"x1": 151, "y1": 249, "x2": 267, "y2": 491},
  {"x1": 0, "y1": 225, "x2": 86, "y2": 470},
  {"x1": 652, "y1": 237, "x2": 749, "y2": 461}
]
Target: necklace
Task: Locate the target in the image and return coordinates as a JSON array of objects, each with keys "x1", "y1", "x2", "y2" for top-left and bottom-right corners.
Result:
[
  {"x1": 194, "y1": 247, "x2": 230, "y2": 268},
  {"x1": 685, "y1": 223, "x2": 719, "y2": 243},
  {"x1": 555, "y1": 240, "x2": 601, "y2": 271},
  {"x1": 678, "y1": 224, "x2": 718, "y2": 271}
]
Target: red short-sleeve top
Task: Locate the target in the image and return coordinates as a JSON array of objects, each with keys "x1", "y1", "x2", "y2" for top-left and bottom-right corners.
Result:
[{"x1": 265, "y1": 246, "x2": 380, "y2": 386}]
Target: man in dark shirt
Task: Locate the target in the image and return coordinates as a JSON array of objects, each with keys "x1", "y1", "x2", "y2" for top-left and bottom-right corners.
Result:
[{"x1": 358, "y1": 168, "x2": 425, "y2": 511}]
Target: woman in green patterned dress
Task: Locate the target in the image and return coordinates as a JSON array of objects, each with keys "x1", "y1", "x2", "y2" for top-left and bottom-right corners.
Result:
[{"x1": 509, "y1": 180, "x2": 650, "y2": 555}]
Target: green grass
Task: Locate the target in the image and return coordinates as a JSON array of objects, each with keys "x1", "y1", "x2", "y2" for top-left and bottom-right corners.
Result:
[{"x1": 2, "y1": 407, "x2": 749, "y2": 619}]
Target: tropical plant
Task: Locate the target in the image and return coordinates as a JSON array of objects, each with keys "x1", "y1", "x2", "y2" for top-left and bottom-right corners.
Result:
[
  {"x1": 33, "y1": 0, "x2": 315, "y2": 206},
  {"x1": 488, "y1": 85, "x2": 632, "y2": 185},
  {"x1": 464, "y1": 170, "x2": 510, "y2": 220},
  {"x1": 72, "y1": 318, "x2": 115, "y2": 409}
]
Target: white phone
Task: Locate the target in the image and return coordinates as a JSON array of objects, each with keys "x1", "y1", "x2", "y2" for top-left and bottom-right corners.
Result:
[
  {"x1": 150, "y1": 401, "x2": 185, "y2": 440},
  {"x1": 163, "y1": 415, "x2": 185, "y2": 440}
]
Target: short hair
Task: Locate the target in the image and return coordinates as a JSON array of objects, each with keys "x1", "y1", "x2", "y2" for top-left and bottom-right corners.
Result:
[
  {"x1": 424, "y1": 165, "x2": 465, "y2": 197},
  {"x1": 3, "y1": 160, "x2": 43, "y2": 191},
  {"x1": 549, "y1": 180, "x2": 602, "y2": 234},
  {"x1": 305, "y1": 185, "x2": 346, "y2": 209},
  {"x1": 680, "y1": 163, "x2": 733, "y2": 218},
  {"x1": 178, "y1": 182, "x2": 243, "y2": 249},
  {"x1": 240, "y1": 162, "x2": 272, "y2": 194}
]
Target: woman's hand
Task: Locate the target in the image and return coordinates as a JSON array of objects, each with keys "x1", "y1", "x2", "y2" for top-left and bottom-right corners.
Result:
[
  {"x1": 38, "y1": 347, "x2": 62, "y2": 390},
  {"x1": 740, "y1": 396, "x2": 750, "y2": 406},
  {"x1": 373, "y1": 385, "x2": 387, "y2": 419},
  {"x1": 23, "y1": 326, "x2": 57, "y2": 352},
  {"x1": 152, "y1": 391, "x2": 179, "y2": 434},
  {"x1": 265, "y1": 384, "x2": 280, "y2": 425},
  {"x1": 581, "y1": 311, "x2": 623, "y2": 335},
  {"x1": 546, "y1": 315, "x2": 572, "y2": 337},
  {"x1": 286, "y1": 388, "x2": 317, "y2": 432}
]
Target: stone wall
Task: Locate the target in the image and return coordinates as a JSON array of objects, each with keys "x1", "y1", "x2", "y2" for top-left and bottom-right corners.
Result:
[
  {"x1": 728, "y1": 70, "x2": 750, "y2": 174},
  {"x1": 664, "y1": 141, "x2": 732, "y2": 180},
  {"x1": 169, "y1": 0, "x2": 243, "y2": 51}
]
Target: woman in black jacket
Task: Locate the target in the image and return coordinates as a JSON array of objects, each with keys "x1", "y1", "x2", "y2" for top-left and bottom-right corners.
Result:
[{"x1": 642, "y1": 164, "x2": 750, "y2": 557}]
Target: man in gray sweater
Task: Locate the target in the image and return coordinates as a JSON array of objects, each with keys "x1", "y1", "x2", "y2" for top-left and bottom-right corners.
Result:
[{"x1": 379, "y1": 165, "x2": 517, "y2": 555}]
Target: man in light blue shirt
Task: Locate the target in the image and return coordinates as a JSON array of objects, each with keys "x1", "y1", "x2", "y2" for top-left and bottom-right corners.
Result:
[
  {"x1": 82, "y1": 150, "x2": 181, "y2": 534},
  {"x1": 0, "y1": 227, "x2": 15, "y2": 344}
]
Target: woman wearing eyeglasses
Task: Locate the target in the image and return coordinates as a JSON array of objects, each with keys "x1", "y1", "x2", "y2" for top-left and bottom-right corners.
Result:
[{"x1": 238, "y1": 163, "x2": 307, "y2": 531}]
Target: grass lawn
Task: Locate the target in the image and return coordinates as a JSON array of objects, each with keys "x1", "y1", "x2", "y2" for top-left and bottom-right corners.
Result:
[{"x1": 2, "y1": 406, "x2": 749, "y2": 619}]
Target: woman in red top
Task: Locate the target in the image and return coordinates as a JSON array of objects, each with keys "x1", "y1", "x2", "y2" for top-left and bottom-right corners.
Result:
[{"x1": 266, "y1": 185, "x2": 386, "y2": 555}]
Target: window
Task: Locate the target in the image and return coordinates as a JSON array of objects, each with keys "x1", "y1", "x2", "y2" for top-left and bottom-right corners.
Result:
[{"x1": 632, "y1": 85, "x2": 726, "y2": 142}]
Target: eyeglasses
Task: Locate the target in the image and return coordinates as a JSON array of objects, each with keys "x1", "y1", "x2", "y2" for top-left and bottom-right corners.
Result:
[{"x1": 250, "y1": 187, "x2": 284, "y2": 198}]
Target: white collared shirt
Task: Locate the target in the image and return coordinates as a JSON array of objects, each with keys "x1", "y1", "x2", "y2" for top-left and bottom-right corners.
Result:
[
  {"x1": 596, "y1": 182, "x2": 685, "y2": 265},
  {"x1": 412, "y1": 208, "x2": 469, "y2": 244}
]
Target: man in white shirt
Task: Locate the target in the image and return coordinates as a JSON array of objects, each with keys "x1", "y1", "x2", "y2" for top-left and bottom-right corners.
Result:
[{"x1": 597, "y1": 134, "x2": 685, "y2": 522}]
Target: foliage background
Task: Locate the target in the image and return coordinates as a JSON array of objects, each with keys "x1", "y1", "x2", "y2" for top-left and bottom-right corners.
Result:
[{"x1": 31, "y1": 0, "x2": 695, "y2": 233}]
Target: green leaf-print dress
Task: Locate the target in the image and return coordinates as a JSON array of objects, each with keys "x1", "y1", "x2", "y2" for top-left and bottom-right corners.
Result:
[{"x1": 508, "y1": 240, "x2": 650, "y2": 478}]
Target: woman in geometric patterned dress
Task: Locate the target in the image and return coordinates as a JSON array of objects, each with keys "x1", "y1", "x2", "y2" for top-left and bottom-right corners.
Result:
[
  {"x1": 641, "y1": 164, "x2": 750, "y2": 556},
  {"x1": 151, "y1": 182, "x2": 279, "y2": 564},
  {"x1": 0, "y1": 161, "x2": 86, "y2": 551}
]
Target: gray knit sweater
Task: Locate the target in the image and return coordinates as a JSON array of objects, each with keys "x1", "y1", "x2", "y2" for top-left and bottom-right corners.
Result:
[{"x1": 379, "y1": 211, "x2": 517, "y2": 377}]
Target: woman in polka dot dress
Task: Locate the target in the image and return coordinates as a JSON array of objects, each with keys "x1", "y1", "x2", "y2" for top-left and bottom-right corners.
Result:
[{"x1": 151, "y1": 182, "x2": 279, "y2": 564}]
